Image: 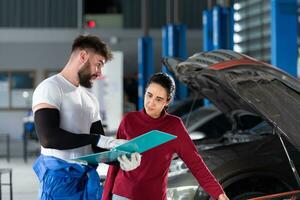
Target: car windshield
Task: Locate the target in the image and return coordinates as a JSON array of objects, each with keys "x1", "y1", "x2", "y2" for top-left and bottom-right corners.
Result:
[
  {"x1": 182, "y1": 106, "x2": 218, "y2": 128},
  {"x1": 168, "y1": 98, "x2": 203, "y2": 117}
]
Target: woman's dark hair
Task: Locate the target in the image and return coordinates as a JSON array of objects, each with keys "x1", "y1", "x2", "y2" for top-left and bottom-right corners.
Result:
[
  {"x1": 72, "y1": 34, "x2": 113, "y2": 62},
  {"x1": 146, "y1": 72, "x2": 176, "y2": 101}
]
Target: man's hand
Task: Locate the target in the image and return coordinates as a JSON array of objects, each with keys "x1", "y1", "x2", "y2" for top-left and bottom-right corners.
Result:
[
  {"x1": 97, "y1": 135, "x2": 127, "y2": 149},
  {"x1": 117, "y1": 153, "x2": 141, "y2": 171}
]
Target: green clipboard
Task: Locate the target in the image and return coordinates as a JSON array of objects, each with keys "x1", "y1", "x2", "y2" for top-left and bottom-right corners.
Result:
[{"x1": 73, "y1": 130, "x2": 177, "y2": 165}]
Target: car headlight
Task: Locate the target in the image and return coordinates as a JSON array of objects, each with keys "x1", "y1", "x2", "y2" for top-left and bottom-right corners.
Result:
[
  {"x1": 168, "y1": 159, "x2": 189, "y2": 177},
  {"x1": 167, "y1": 186, "x2": 198, "y2": 200}
]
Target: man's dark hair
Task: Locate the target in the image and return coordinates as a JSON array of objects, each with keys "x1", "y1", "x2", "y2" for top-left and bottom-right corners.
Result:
[
  {"x1": 147, "y1": 72, "x2": 176, "y2": 101},
  {"x1": 72, "y1": 34, "x2": 113, "y2": 62}
]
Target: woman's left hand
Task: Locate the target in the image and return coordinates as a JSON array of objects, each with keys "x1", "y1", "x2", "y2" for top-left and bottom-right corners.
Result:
[
  {"x1": 218, "y1": 193, "x2": 229, "y2": 200},
  {"x1": 118, "y1": 152, "x2": 142, "y2": 171}
]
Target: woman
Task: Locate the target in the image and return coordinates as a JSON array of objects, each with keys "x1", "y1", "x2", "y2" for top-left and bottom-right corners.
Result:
[{"x1": 103, "y1": 72, "x2": 229, "y2": 200}]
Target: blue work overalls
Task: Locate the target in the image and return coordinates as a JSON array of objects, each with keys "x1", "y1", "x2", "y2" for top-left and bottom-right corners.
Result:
[{"x1": 33, "y1": 155, "x2": 103, "y2": 200}]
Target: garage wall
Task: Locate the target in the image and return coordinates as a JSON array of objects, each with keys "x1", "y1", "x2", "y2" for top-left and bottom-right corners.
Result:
[{"x1": 0, "y1": 28, "x2": 203, "y2": 139}]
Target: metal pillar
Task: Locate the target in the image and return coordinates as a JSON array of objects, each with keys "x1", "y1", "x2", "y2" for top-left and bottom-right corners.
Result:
[
  {"x1": 271, "y1": 0, "x2": 298, "y2": 77},
  {"x1": 203, "y1": 9, "x2": 214, "y2": 51},
  {"x1": 138, "y1": 37, "x2": 154, "y2": 110},
  {"x1": 162, "y1": 24, "x2": 188, "y2": 100},
  {"x1": 77, "y1": 0, "x2": 83, "y2": 31},
  {"x1": 138, "y1": 0, "x2": 154, "y2": 110},
  {"x1": 212, "y1": 5, "x2": 233, "y2": 50},
  {"x1": 162, "y1": 0, "x2": 188, "y2": 101}
]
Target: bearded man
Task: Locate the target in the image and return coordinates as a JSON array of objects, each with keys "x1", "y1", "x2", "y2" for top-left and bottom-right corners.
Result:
[{"x1": 32, "y1": 35, "x2": 141, "y2": 200}]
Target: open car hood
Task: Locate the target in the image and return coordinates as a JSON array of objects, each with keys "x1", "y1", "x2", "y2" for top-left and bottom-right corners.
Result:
[{"x1": 163, "y1": 49, "x2": 300, "y2": 151}]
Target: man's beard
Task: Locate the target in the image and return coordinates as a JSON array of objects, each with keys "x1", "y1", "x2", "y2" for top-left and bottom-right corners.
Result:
[{"x1": 78, "y1": 62, "x2": 93, "y2": 88}]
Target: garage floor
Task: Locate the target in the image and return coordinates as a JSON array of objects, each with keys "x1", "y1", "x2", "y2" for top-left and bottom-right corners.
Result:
[
  {"x1": 0, "y1": 158, "x2": 39, "y2": 200},
  {"x1": 0, "y1": 138, "x2": 109, "y2": 200}
]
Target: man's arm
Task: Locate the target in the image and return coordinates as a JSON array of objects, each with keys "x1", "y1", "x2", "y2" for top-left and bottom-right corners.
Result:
[
  {"x1": 33, "y1": 102, "x2": 126, "y2": 150},
  {"x1": 34, "y1": 108, "x2": 100, "y2": 149},
  {"x1": 90, "y1": 120, "x2": 107, "y2": 153}
]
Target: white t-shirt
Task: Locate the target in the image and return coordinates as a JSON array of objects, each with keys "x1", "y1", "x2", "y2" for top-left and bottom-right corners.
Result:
[{"x1": 32, "y1": 74, "x2": 101, "y2": 160}]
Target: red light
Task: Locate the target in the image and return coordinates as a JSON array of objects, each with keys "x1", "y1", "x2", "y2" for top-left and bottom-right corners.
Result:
[{"x1": 87, "y1": 20, "x2": 96, "y2": 28}]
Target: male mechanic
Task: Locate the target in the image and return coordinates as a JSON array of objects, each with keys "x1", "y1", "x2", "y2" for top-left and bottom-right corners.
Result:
[{"x1": 32, "y1": 35, "x2": 141, "y2": 200}]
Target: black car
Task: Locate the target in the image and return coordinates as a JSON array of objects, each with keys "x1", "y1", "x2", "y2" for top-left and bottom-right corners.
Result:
[{"x1": 163, "y1": 49, "x2": 300, "y2": 200}]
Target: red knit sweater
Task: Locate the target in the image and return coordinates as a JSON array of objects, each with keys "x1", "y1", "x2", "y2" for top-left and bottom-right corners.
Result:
[{"x1": 102, "y1": 109, "x2": 224, "y2": 200}]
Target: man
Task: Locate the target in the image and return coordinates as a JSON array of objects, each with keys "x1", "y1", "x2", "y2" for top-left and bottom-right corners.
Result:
[{"x1": 32, "y1": 35, "x2": 141, "y2": 200}]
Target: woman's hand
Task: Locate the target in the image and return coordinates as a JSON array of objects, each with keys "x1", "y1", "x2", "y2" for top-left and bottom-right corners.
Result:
[
  {"x1": 118, "y1": 152, "x2": 142, "y2": 171},
  {"x1": 218, "y1": 193, "x2": 229, "y2": 200}
]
